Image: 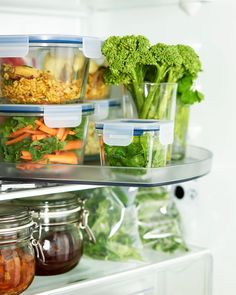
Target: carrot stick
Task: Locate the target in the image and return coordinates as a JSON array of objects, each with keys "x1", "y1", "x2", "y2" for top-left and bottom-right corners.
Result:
[
  {"x1": 56, "y1": 128, "x2": 65, "y2": 140},
  {"x1": 35, "y1": 119, "x2": 43, "y2": 127},
  {"x1": 24, "y1": 130, "x2": 46, "y2": 135},
  {"x1": 62, "y1": 140, "x2": 82, "y2": 151},
  {"x1": 20, "y1": 151, "x2": 32, "y2": 160},
  {"x1": 32, "y1": 134, "x2": 47, "y2": 141},
  {"x1": 44, "y1": 151, "x2": 78, "y2": 164},
  {"x1": 5, "y1": 133, "x2": 29, "y2": 145},
  {"x1": 61, "y1": 129, "x2": 69, "y2": 142},
  {"x1": 39, "y1": 124, "x2": 57, "y2": 136},
  {"x1": 68, "y1": 130, "x2": 76, "y2": 135},
  {"x1": 9, "y1": 125, "x2": 33, "y2": 138}
]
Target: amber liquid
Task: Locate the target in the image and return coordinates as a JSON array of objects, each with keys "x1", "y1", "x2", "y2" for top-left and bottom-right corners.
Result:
[
  {"x1": 0, "y1": 245, "x2": 35, "y2": 295},
  {"x1": 36, "y1": 230, "x2": 83, "y2": 276}
]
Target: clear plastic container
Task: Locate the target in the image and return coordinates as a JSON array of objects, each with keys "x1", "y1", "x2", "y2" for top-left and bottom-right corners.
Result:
[
  {"x1": 0, "y1": 103, "x2": 94, "y2": 169},
  {"x1": 96, "y1": 119, "x2": 174, "y2": 168},
  {"x1": 85, "y1": 99, "x2": 123, "y2": 160},
  {"x1": 0, "y1": 205, "x2": 35, "y2": 295},
  {"x1": 85, "y1": 58, "x2": 111, "y2": 100},
  {"x1": 0, "y1": 35, "x2": 102, "y2": 104}
]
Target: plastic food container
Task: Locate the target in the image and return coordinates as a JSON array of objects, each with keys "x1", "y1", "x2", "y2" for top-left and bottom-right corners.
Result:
[
  {"x1": 85, "y1": 99, "x2": 123, "y2": 159},
  {"x1": 0, "y1": 205, "x2": 36, "y2": 295},
  {"x1": 96, "y1": 119, "x2": 174, "y2": 168},
  {"x1": 0, "y1": 103, "x2": 94, "y2": 169},
  {"x1": 85, "y1": 58, "x2": 111, "y2": 100},
  {"x1": 12, "y1": 193, "x2": 94, "y2": 276},
  {"x1": 0, "y1": 35, "x2": 102, "y2": 104}
]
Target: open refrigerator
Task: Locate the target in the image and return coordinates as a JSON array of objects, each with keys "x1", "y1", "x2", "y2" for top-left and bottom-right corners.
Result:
[{"x1": 1, "y1": 0, "x2": 234, "y2": 294}]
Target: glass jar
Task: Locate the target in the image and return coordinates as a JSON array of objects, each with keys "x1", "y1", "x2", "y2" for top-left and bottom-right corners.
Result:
[
  {"x1": 14, "y1": 193, "x2": 90, "y2": 276},
  {"x1": 0, "y1": 205, "x2": 35, "y2": 295},
  {"x1": 171, "y1": 102, "x2": 190, "y2": 160}
]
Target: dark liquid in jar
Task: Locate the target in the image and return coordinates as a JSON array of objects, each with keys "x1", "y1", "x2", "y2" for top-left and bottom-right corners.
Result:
[{"x1": 36, "y1": 229, "x2": 83, "y2": 276}]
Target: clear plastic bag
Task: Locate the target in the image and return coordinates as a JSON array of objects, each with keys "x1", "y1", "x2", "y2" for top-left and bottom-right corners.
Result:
[
  {"x1": 78, "y1": 187, "x2": 143, "y2": 261},
  {"x1": 136, "y1": 187, "x2": 188, "y2": 253}
]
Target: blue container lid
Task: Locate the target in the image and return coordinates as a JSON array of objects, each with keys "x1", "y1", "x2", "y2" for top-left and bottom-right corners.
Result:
[
  {"x1": 0, "y1": 35, "x2": 103, "y2": 59},
  {"x1": 0, "y1": 103, "x2": 94, "y2": 128},
  {"x1": 29, "y1": 35, "x2": 83, "y2": 45},
  {"x1": 96, "y1": 119, "x2": 174, "y2": 146}
]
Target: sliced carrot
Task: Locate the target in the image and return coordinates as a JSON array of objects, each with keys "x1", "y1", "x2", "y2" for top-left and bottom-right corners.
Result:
[
  {"x1": 44, "y1": 151, "x2": 78, "y2": 165},
  {"x1": 62, "y1": 140, "x2": 82, "y2": 151},
  {"x1": 35, "y1": 119, "x2": 43, "y2": 127},
  {"x1": 32, "y1": 134, "x2": 47, "y2": 141},
  {"x1": 24, "y1": 130, "x2": 46, "y2": 135},
  {"x1": 61, "y1": 129, "x2": 69, "y2": 142},
  {"x1": 9, "y1": 125, "x2": 33, "y2": 138},
  {"x1": 68, "y1": 130, "x2": 76, "y2": 135},
  {"x1": 56, "y1": 128, "x2": 65, "y2": 140},
  {"x1": 5, "y1": 133, "x2": 29, "y2": 145},
  {"x1": 20, "y1": 151, "x2": 32, "y2": 160},
  {"x1": 39, "y1": 124, "x2": 57, "y2": 136}
]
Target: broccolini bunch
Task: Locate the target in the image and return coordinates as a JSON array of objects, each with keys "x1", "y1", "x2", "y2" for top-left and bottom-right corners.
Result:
[{"x1": 101, "y1": 35, "x2": 204, "y2": 118}]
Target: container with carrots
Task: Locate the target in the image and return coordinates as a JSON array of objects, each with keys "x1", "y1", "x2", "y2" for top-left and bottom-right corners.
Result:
[{"x1": 0, "y1": 103, "x2": 94, "y2": 169}]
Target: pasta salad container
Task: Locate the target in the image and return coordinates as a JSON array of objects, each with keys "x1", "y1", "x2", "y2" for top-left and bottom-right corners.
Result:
[
  {"x1": 0, "y1": 103, "x2": 94, "y2": 170},
  {"x1": 95, "y1": 119, "x2": 174, "y2": 168},
  {"x1": 85, "y1": 98, "x2": 123, "y2": 160},
  {"x1": 85, "y1": 58, "x2": 111, "y2": 100},
  {"x1": 0, "y1": 35, "x2": 102, "y2": 104}
]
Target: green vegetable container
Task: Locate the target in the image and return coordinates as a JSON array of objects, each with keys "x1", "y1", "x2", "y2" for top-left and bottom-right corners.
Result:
[
  {"x1": 0, "y1": 103, "x2": 94, "y2": 168},
  {"x1": 172, "y1": 102, "x2": 190, "y2": 160},
  {"x1": 96, "y1": 119, "x2": 174, "y2": 168}
]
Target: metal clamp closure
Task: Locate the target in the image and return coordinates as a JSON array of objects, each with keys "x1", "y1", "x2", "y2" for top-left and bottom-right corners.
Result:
[{"x1": 79, "y1": 200, "x2": 96, "y2": 244}]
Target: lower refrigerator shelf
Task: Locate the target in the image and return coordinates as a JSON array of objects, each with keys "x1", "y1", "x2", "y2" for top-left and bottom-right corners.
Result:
[
  {"x1": 0, "y1": 146, "x2": 212, "y2": 187},
  {"x1": 23, "y1": 246, "x2": 212, "y2": 295}
]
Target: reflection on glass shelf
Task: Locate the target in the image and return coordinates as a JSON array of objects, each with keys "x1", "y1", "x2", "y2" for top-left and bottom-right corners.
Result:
[
  {"x1": 23, "y1": 247, "x2": 212, "y2": 295},
  {"x1": 0, "y1": 146, "x2": 213, "y2": 187}
]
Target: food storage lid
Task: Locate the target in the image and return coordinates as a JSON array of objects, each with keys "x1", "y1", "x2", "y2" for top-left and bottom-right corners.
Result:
[
  {"x1": 95, "y1": 119, "x2": 174, "y2": 146},
  {"x1": 92, "y1": 98, "x2": 121, "y2": 120},
  {"x1": 0, "y1": 103, "x2": 94, "y2": 128},
  {"x1": 0, "y1": 35, "x2": 102, "y2": 58}
]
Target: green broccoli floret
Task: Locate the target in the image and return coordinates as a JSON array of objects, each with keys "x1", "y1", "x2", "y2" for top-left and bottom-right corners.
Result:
[
  {"x1": 176, "y1": 45, "x2": 204, "y2": 105},
  {"x1": 147, "y1": 43, "x2": 184, "y2": 83},
  {"x1": 102, "y1": 35, "x2": 152, "y2": 112}
]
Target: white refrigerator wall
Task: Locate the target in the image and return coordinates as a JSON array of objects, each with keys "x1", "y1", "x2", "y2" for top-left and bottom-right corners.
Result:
[
  {"x1": 0, "y1": 1, "x2": 234, "y2": 294},
  {"x1": 87, "y1": 1, "x2": 236, "y2": 294}
]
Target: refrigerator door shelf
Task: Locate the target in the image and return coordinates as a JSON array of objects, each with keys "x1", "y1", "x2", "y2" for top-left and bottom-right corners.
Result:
[
  {"x1": 23, "y1": 246, "x2": 212, "y2": 295},
  {"x1": 0, "y1": 146, "x2": 213, "y2": 187}
]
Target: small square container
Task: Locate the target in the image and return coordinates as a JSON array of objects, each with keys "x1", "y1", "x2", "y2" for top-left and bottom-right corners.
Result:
[
  {"x1": 0, "y1": 103, "x2": 94, "y2": 169},
  {"x1": 85, "y1": 99, "x2": 123, "y2": 159},
  {"x1": 0, "y1": 35, "x2": 102, "y2": 104},
  {"x1": 95, "y1": 119, "x2": 174, "y2": 168},
  {"x1": 85, "y1": 58, "x2": 111, "y2": 100}
]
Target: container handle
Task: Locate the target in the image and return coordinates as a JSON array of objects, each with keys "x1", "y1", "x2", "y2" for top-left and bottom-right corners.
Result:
[
  {"x1": 82, "y1": 37, "x2": 103, "y2": 59},
  {"x1": 0, "y1": 35, "x2": 29, "y2": 57},
  {"x1": 44, "y1": 105, "x2": 82, "y2": 128},
  {"x1": 103, "y1": 123, "x2": 134, "y2": 146},
  {"x1": 92, "y1": 100, "x2": 109, "y2": 120}
]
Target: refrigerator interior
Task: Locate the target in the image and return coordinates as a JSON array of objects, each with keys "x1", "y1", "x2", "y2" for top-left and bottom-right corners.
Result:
[{"x1": 0, "y1": 0, "x2": 234, "y2": 294}]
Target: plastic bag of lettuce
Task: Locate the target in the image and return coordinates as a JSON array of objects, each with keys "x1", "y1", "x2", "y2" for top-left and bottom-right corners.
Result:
[
  {"x1": 78, "y1": 186, "x2": 143, "y2": 261},
  {"x1": 136, "y1": 187, "x2": 188, "y2": 253}
]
